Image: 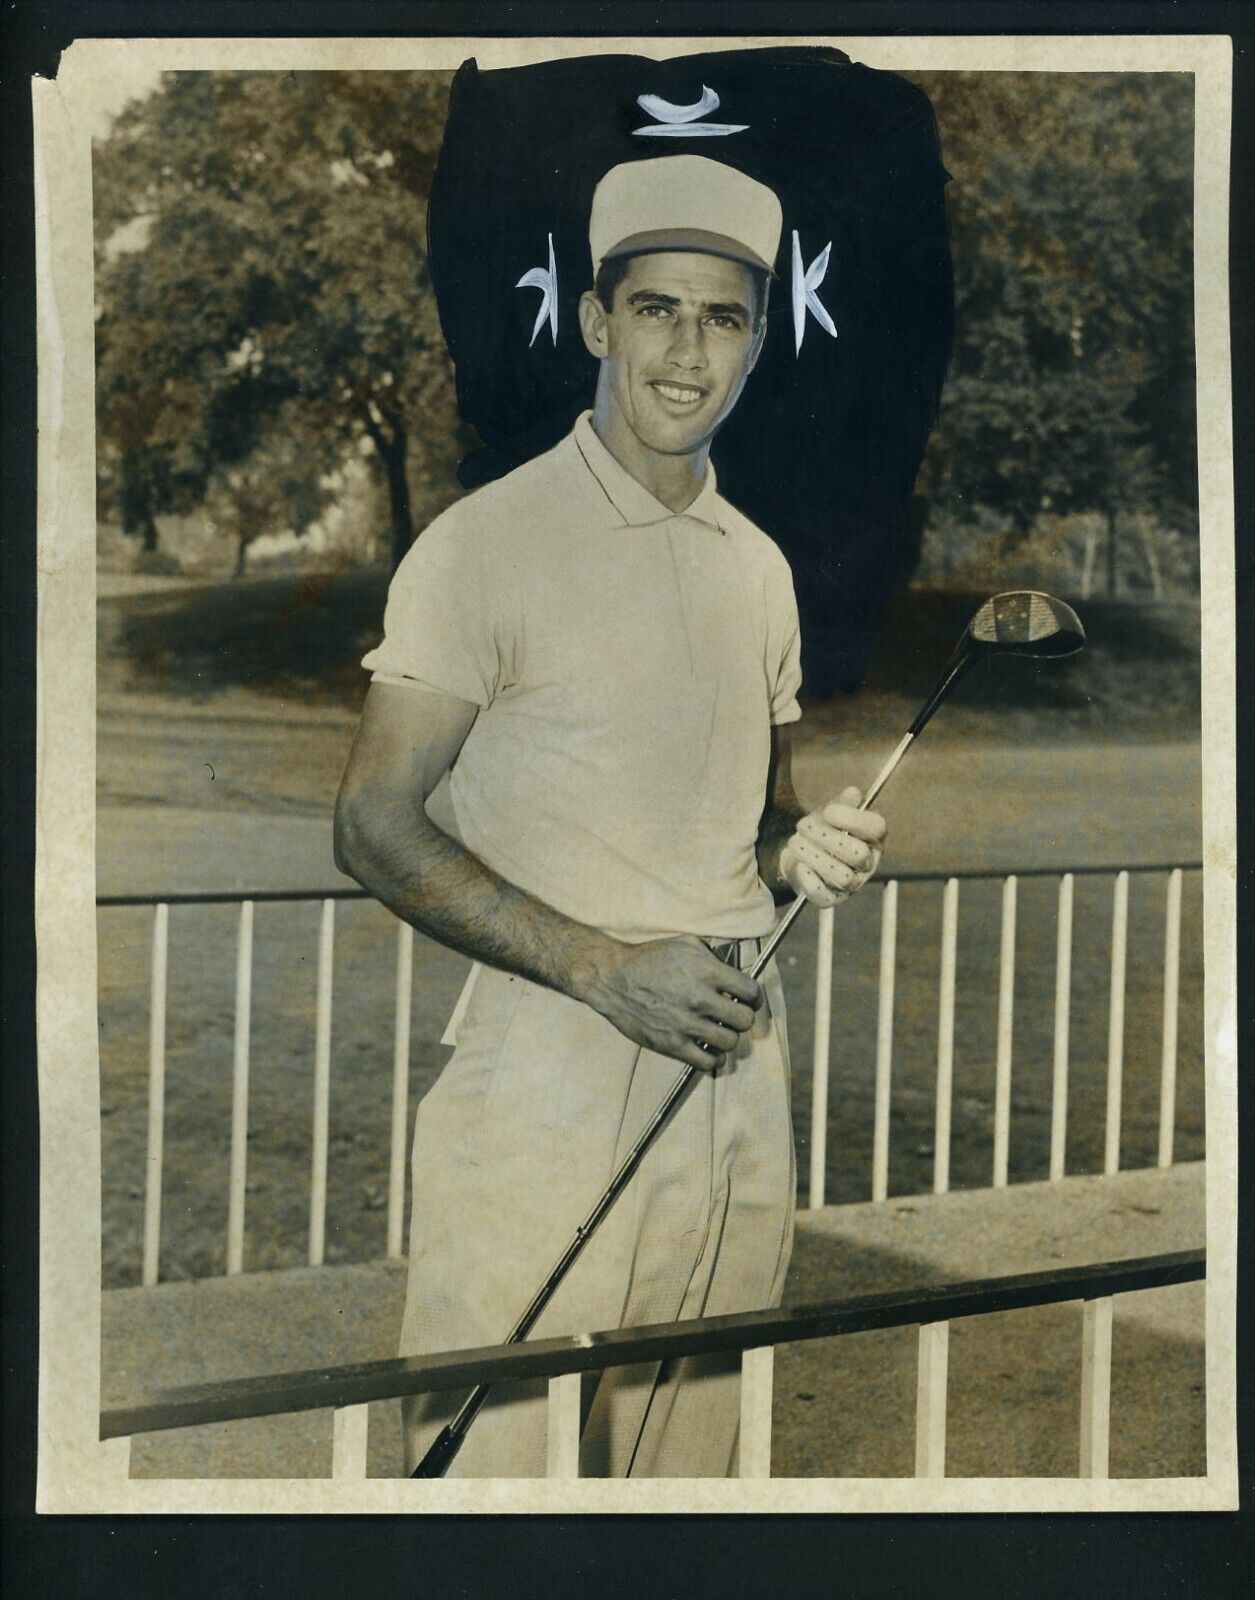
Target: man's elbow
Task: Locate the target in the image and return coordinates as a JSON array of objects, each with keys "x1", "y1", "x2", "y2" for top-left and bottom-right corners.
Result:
[{"x1": 333, "y1": 780, "x2": 374, "y2": 885}]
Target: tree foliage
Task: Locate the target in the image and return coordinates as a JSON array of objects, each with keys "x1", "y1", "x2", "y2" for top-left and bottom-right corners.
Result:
[
  {"x1": 909, "y1": 71, "x2": 1197, "y2": 545},
  {"x1": 95, "y1": 70, "x2": 462, "y2": 567}
]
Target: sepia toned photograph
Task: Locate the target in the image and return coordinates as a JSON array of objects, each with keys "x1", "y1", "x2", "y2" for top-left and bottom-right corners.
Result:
[{"x1": 32, "y1": 32, "x2": 1237, "y2": 1512}]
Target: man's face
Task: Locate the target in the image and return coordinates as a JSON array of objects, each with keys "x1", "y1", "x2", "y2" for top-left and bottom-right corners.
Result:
[{"x1": 580, "y1": 252, "x2": 765, "y2": 458}]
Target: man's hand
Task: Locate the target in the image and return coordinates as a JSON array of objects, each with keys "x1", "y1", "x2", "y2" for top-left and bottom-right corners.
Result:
[
  {"x1": 779, "y1": 786, "x2": 887, "y2": 909},
  {"x1": 580, "y1": 936, "x2": 763, "y2": 1070}
]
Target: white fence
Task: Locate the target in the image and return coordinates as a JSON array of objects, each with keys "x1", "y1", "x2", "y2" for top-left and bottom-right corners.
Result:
[
  {"x1": 100, "y1": 861, "x2": 1198, "y2": 1289},
  {"x1": 804, "y1": 864, "x2": 1190, "y2": 1207}
]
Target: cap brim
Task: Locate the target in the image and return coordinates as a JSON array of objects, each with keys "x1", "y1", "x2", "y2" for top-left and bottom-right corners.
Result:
[{"x1": 598, "y1": 228, "x2": 778, "y2": 279}]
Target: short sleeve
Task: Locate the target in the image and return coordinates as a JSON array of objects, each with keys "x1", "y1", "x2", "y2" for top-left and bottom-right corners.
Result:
[
  {"x1": 360, "y1": 513, "x2": 505, "y2": 708},
  {"x1": 766, "y1": 554, "x2": 803, "y2": 725}
]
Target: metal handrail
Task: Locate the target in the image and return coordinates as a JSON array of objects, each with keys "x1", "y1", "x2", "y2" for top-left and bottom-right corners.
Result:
[
  {"x1": 97, "y1": 887, "x2": 371, "y2": 908},
  {"x1": 100, "y1": 1248, "x2": 1203, "y2": 1441},
  {"x1": 95, "y1": 861, "x2": 1204, "y2": 909}
]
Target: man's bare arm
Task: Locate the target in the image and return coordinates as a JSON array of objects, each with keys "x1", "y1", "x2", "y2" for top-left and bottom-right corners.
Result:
[
  {"x1": 334, "y1": 683, "x2": 761, "y2": 1068},
  {"x1": 334, "y1": 683, "x2": 610, "y2": 991},
  {"x1": 756, "y1": 724, "x2": 807, "y2": 902}
]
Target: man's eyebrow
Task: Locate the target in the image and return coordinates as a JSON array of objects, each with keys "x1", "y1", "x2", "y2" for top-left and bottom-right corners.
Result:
[{"x1": 624, "y1": 289, "x2": 751, "y2": 321}]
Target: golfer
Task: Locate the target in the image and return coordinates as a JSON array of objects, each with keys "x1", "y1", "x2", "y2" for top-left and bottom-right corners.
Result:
[{"x1": 335, "y1": 154, "x2": 887, "y2": 1477}]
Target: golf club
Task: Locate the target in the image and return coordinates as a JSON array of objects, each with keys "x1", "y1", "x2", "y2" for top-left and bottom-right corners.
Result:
[{"x1": 411, "y1": 589, "x2": 1085, "y2": 1478}]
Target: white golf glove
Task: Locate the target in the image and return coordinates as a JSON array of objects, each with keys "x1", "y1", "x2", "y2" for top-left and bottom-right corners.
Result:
[{"x1": 779, "y1": 786, "x2": 887, "y2": 909}]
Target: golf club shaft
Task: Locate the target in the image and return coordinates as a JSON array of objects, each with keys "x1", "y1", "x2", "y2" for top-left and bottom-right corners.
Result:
[
  {"x1": 412, "y1": 1052, "x2": 702, "y2": 1476},
  {"x1": 411, "y1": 736, "x2": 911, "y2": 1479}
]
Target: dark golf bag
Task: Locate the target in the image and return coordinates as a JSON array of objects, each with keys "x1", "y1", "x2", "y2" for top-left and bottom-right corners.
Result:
[{"x1": 427, "y1": 46, "x2": 953, "y2": 696}]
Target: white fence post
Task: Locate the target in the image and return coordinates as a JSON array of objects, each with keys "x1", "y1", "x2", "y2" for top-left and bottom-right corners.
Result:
[
  {"x1": 1049, "y1": 874, "x2": 1074, "y2": 1181},
  {"x1": 1104, "y1": 872, "x2": 1129, "y2": 1176},
  {"x1": 914, "y1": 1322, "x2": 949, "y2": 1478},
  {"x1": 331, "y1": 1403, "x2": 370, "y2": 1479},
  {"x1": 387, "y1": 920, "x2": 414, "y2": 1259},
  {"x1": 142, "y1": 902, "x2": 169, "y2": 1288},
  {"x1": 1079, "y1": 1298, "x2": 1114, "y2": 1478},
  {"x1": 226, "y1": 900, "x2": 254, "y2": 1276},
  {"x1": 992, "y1": 875, "x2": 1017, "y2": 1188},
  {"x1": 808, "y1": 905, "x2": 835, "y2": 1210},
  {"x1": 309, "y1": 899, "x2": 335, "y2": 1268},
  {"x1": 545, "y1": 1373, "x2": 582, "y2": 1479},
  {"x1": 934, "y1": 879, "x2": 959, "y2": 1196},
  {"x1": 923, "y1": 880, "x2": 958, "y2": 1469},
  {"x1": 1158, "y1": 869, "x2": 1183, "y2": 1168},
  {"x1": 739, "y1": 1345, "x2": 775, "y2": 1479},
  {"x1": 871, "y1": 881, "x2": 898, "y2": 1203}
]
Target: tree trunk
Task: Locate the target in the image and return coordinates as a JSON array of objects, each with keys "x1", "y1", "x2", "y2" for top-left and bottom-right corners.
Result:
[
  {"x1": 1106, "y1": 512, "x2": 1118, "y2": 598},
  {"x1": 1136, "y1": 516, "x2": 1164, "y2": 598},
  {"x1": 121, "y1": 450, "x2": 159, "y2": 551},
  {"x1": 362, "y1": 407, "x2": 415, "y2": 570},
  {"x1": 1080, "y1": 522, "x2": 1098, "y2": 599},
  {"x1": 382, "y1": 427, "x2": 414, "y2": 571}
]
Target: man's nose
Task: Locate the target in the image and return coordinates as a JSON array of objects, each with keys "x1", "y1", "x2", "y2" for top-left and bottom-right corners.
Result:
[{"x1": 666, "y1": 320, "x2": 708, "y2": 371}]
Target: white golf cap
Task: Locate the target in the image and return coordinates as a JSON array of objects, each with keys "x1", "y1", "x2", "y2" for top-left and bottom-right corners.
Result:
[{"x1": 589, "y1": 155, "x2": 783, "y2": 277}]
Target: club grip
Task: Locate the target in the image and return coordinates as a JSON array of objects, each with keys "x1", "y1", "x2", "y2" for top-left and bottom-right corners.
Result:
[{"x1": 410, "y1": 1424, "x2": 464, "y2": 1479}]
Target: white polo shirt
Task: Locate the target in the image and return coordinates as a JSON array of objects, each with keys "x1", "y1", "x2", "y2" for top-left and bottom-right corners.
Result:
[{"x1": 362, "y1": 412, "x2": 802, "y2": 942}]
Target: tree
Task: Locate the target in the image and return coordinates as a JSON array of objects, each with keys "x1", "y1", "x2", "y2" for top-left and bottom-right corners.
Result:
[
  {"x1": 201, "y1": 420, "x2": 334, "y2": 576},
  {"x1": 94, "y1": 71, "x2": 463, "y2": 568},
  {"x1": 95, "y1": 242, "x2": 222, "y2": 548},
  {"x1": 908, "y1": 72, "x2": 1197, "y2": 573}
]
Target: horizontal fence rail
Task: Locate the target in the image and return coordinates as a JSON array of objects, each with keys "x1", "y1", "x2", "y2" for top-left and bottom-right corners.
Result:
[
  {"x1": 98, "y1": 861, "x2": 1202, "y2": 1287},
  {"x1": 95, "y1": 861, "x2": 1204, "y2": 908},
  {"x1": 102, "y1": 1249, "x2": 1204, "y2": 1482}
]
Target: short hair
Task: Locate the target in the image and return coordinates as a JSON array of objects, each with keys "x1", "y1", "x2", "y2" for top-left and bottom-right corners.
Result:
[{"x1": 594, "y1": 253, "x2": 770, "y2": 328}]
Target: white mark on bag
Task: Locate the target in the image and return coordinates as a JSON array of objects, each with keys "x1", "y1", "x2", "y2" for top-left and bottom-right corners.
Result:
[
  {"x1": 516, "y1": 232, "x2": 559, "y2": 347},
  {"x1": 633, "y1": 84, "x2": 748, "y2": 138},
  {"x1": 791, "y1": 229, "x2": 838, "y2": 355}
]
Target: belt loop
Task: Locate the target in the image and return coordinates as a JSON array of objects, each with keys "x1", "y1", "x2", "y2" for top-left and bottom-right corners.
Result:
[{"x1": 704, "y1": 935, "x2": 766, "y2": 970}]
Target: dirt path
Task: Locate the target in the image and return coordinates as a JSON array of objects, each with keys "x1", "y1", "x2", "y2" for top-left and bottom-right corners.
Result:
[{"x1": 98, "y1": 738, "x2": 1201, "y2": 895}]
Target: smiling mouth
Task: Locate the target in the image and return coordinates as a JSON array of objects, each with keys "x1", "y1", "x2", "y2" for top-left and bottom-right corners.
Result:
[{"x1": 650, "y1": 381, "x2": 706, "y2": 407}]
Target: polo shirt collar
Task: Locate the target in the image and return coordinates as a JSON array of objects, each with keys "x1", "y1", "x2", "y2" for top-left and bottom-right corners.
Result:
[{"x1": 573, "y1": 411, "x2": 724, "y2": 532}]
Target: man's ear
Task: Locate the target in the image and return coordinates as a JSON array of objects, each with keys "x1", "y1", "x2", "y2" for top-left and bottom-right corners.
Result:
[
  {"x1": 578, "y1": 290, "x2": 610, "y2": 359},
  {"x1": 746, "y1": 310, "x2": 768, "y2": 375}
]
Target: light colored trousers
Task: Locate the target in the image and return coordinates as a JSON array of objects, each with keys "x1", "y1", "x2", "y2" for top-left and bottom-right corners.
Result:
[{"x1": 399, "y1": 947, "x2": 795, "y2": 1477}]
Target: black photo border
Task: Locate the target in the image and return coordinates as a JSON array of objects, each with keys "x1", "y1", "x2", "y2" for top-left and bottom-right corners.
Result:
[{"x1": 3, "y1": 2, "x2": 1251, "y2": 1595}]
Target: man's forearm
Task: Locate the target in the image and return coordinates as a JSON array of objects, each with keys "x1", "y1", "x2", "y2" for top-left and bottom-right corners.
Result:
[
  {"x1": 756, "y1": 799, "x2": 806, "y2": 903},
  {"x1": 336, "y1": 793, "x2": 623, "y2": 1004}
]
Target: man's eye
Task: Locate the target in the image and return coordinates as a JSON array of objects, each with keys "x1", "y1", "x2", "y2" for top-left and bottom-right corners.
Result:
[
  {"x1": 707, "y1": 315, "x2": 741, "y2": 331},
  {"x1": 637, "y1": 304, "x2": 670, "y2": 318}
]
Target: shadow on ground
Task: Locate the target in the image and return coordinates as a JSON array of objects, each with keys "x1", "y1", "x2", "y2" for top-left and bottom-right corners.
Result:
[
  {"x1": 104, "y1": 1169, "x2": 1204, "y2": 1482},
  {"x1": 99, "y1": 572, "x2": 1201, "y2": 739},
  {"x1": 100, "y1": 569, "x2": 390, "y2": 706},
  {"x1": 865, "y1": 590, "x2": 1198, "y2": 713}
]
